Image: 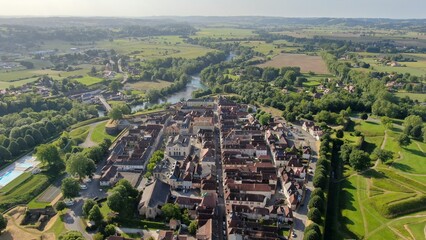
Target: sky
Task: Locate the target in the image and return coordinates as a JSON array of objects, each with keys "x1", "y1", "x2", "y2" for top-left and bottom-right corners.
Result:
[{"x1": 0, "y1": 0, "x2": 425, "y2": 19}]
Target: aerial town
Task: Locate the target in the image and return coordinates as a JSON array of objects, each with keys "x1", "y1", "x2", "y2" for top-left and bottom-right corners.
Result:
[{"x1": 94, "y1": 96, "x2": 320, "y2": 240}]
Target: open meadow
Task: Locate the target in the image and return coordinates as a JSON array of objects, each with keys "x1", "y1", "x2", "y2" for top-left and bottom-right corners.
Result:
[
  {"x1": 96, "y1": 36, "x2": 214, "y2": 59},
  {"x1": 257, "y1": 53, "x2": 329, "y2": 74}
]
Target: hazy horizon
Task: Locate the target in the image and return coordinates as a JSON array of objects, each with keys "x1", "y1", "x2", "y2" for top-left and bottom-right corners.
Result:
[{"x1": 1, "y1": 0, "x2": 425, "y2": 19}]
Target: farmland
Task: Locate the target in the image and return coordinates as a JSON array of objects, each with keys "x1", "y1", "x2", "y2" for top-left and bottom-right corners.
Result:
[
  {"x1": 257, "y1": 53, "x2": 330, "y2": 74},
  {"x1": 195, "y1": 27, "x2": 257, "y2": 39},
  {"x1": 96, "y1": 36, "x2": 214, "y2": 59},
  {"x1": 124, "y1": 79, "x2": 172, "y2": 93}
]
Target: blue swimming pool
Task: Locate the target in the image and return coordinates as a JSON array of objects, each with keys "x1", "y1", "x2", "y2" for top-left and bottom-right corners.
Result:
[{"x1": 0, "y1": 170, "x2": 24, "y2": 187}]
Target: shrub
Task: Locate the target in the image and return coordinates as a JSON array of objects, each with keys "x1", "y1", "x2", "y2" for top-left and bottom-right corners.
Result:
[
  {"x1": 313, "y1": 173, "x2": 327, "y2": 189},
  {"x1": 304, "y1": 223, "x2": 320, "y2": 234},
  {"x1": 56, "y1": 201, "x2": 67, "y2": 212},
  {"x1": 304, "y1": 229, "x2": 321, "y2": 240},
  {"x1": 383, "y1": 195, "x2": 426, "y2": 218},
  {"x1": 308, "y1": 195, "x2": 325, "y2": 213},
  {"x1": 311, "y1": 189, "x2": 325, "y2": 200},
  {"x1": 307, "y1": 208, "x2": 322, "y2": 223}
]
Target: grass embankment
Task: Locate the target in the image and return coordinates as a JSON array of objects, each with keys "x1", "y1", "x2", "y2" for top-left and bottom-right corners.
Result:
[
  {"x1": 327, "y1": 118, "x2": 426, "y2": 239},
  {"x1": 0, "y1": 173, "x2": 52, "y2": 212},
  {"x1": 91, "y1": 121, "x2": 117, "y2": 144}
]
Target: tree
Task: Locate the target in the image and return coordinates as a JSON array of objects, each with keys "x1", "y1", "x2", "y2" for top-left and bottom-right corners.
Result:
[
  {"x1": 339, "y1": 144, "x2": 353, "y2": 163},
  {"x1": 46, "y1": 121, "x2": 57, "y2": 134},
  {"x1": 259, "y1": 113, "x2": 271, "y2": 126},
  {"x1": 313, "y1": 173, "x2": 327, "y2": 189},
  {"x1": 36, "y1": 144, "x2": 63, "y2": 170},
  {"x1": 0, "y1": 146, "x2": 11, "y2": 161},
  {"x1": 93, "y1": 233, "x2": 104, "y2": 240},
  {"x1": 403, "y1": 115, "x2": 423, "y2": 137},
  {"x1": 56, "y1": 201, "x2": 67, "y2": 212},
  {"x1": 90, "y1": 66, "x2": 97, "y2": 75},
  {"x1": 108, "y1": 107, "x2": 123, "y2": 120},
  {"x1": 83, "y1": 199, "x2": 96, "y2": 217},
  {"x1": 336, "y1": 129, "x2": 344, "y2": 138},
  {"x1": 188, "y1": 220, "x2": 197, "y2": 235},
  {"x1": 381, "y1": 116, "x2": 393, "y2": 129},
  {"x1": 307, "y1": 208, "x2": 321, "y2": 223},
  {"x1": 107, "y1": 191, "x2": 124, "y2": 214},
  {"x1": 410, "y1": 125, "x2": 423, "y2": 139},
  {"x1": 7, "y1": 141, "x2": 19, "y2": 156},
  {"x1": 349, "y1": 149, "x2": 371, "y2": 171},
  {"x1": 32, "y1": 129, "x2": 44, "y2": 144},
  {"x1": 88, "y1": 205, "x2": 103, "y2": 226},
  {"x1": 304, "y1": 229, "x2": 321, "y2": 240},
  {"x1": 24, "y1": 135, "x2": 35, "y2": 148},
  {"x1": 308, "y1": 195, "x2": 324, "y2": 213},
  {"x1": 311, "y1": 189, "x2": 325, "y2": 200},
  {"x1": 66, "y1": 153, "x2": 96, "y2": 180},
  {"x1": 109, "y1": 81, "x2": 122, "y2": 93},
  {"x1": 396, "y1": 134, "x2": 411, "y2": 147},
  {"x1": 59, "y1": 231, "x2": 84, "y2": 240},
  {"x1": 0, "y1": 213, "x2": 7, "y2": 233},
  {"x1": 304, "y1": 223, "x2": 321, "y2": 235},
  {"x1": 372, "y1": 148, "x2": 394, "y2": 163},
  {"x1": 360, "y1": 113, "x2": 368, "y2": 120},
  {"x1": 16, "y1": 137, "x2": 27, "y2": 150},
  {"x1": 104, "y1": 224, "x2": 116, "y2": 237},
  {"x1": 61, "y1": 177, "x2": 80, "y2": 199},
  {"x1": 161, "y1": 203, "x2": 181, "y2": 220}
]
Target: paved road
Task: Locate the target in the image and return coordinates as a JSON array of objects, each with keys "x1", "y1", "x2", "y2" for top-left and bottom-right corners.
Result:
[
  {"x1": 63, "y1": 162, "x2": 108, "y2": 240},
  {"x1": 286, "y1": 122, "x2": 320, "y2": 240},
  {"x1": 79, "y1": 121, "x2": 107, "y2": 148}
]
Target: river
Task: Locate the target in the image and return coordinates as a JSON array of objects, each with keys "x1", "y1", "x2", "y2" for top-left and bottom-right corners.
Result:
[{"x1": 130, "y1": 53, "x2": 235, "y2": 113}]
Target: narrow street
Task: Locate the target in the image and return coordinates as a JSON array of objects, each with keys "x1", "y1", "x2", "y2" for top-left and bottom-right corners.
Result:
[{"x1": 286, "y1": 122, "x2": 320, "y2": 240}]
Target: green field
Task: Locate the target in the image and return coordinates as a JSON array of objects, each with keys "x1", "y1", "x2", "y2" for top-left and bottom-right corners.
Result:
[
  {"x1": 96, "y1": 36, "x2": 214, "y2": 59},
  {"x1": 0, "y1": 173, "x2": 51, "y2": 212},
  {"x1": 0, "y1": 63, "x2": 105, "y2": 88},
  {"x1": 355, "y1": 55, "x2": 426, "y2": 76},
  {"x1": 196, "y1": 27, "x2": 257, "y2": 39},
  {"x1": 395, "y1": 92, "x2": 426, "y2": 102},
  {"x1": 91, "y1": 121, "x2": 117, "y2": 143},
  {"x1": 334, "y1": 118, "x2": 426, "y2": 239}
]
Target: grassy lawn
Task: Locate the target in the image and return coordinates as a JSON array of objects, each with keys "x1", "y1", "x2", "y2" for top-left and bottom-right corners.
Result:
[
  {"x1": 69, "y1": 125, "x2": 90, "y2": 143},
  {"x1": 395, "y1": 92, "x2": 426, "y2": 102},
  {"x1": 361, "y1": 58, "x2": 426, "y2": 76},
  {"x1": 91, "y1": 121, "x2": 117, "y2": 144},
  {"x1": 107, "y1": 100, "x2": 127, "y2": 108},
  {"x1": 0, "y1": 172, "x2": 32, "y2": 195},
  {"x1": 46, "y1": 212, "x2": 67, "y2": 239},
  {"x1": 0, "y1": 173, "x2": 51, "y2": 212},
  {"x1": 333, "y1": 117, "x2": 426, "y2": 239},
  {"x1": 0, "y1": 77, "x2": 39, "y2": 89},
  {"x1": 75, "y1": 75, "x2": 104, "y2": 86}
]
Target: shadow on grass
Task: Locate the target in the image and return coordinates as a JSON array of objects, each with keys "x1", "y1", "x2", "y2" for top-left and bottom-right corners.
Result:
[
  {"x1": 365, "y1": 121, "x2": 379, "y2": 125},
  {"x1": 392, "y1": 162, "x2": 414, "y2": 173},
  {"x1": 403, "y1": 147, "x2": 426, "y2": 158},
  {"x1": 361, "y1": 141, "x2": 378, "y2": 154},
  {"x1": 362, "y1": 169, "x2": 387, "y2": 179}
]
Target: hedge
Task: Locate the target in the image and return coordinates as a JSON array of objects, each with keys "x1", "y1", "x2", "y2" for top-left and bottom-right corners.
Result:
[{"x1": 383, "y1": 195, "x2": 426, "y2": 218}]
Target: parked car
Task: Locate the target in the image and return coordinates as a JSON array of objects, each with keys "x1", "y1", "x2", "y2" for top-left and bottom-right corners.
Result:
[
  {"x1": 64, "y1": 199, "x2": 75, "y2": 206},
  {"x1": 80, "y1": 184, "x2": 88, "y2": 190}
]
